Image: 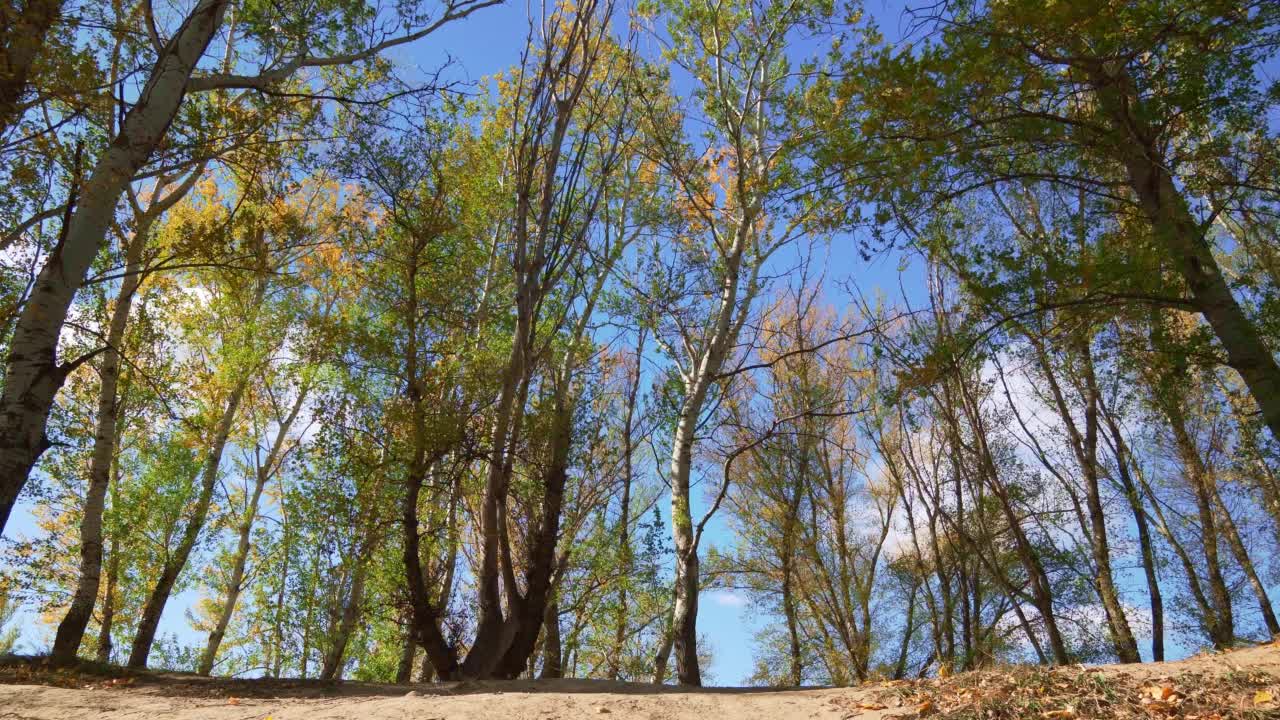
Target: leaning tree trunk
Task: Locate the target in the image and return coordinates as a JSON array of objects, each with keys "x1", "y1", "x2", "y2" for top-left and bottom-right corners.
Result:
[
  {"x1": 1164, "y1": 400, "x2": 1236, "y2": 649},
  {"x1": 318, "y1": 557, "x2": 370, "y2": 681},
  {"x1": 1037, "y1": 338, "x2": 1140, "y2": 663},
  {"x1": 1093, "y1": 68, "x2": 1280, "y2": 445},
  {"x1": 1211, "y1": 483, "x2": 1280, "y2": 637},
  {"x1": 127, "y1": 373, "x2": 249, "y2": 668},
  {"x1": 0, "y1": 0, "x2": 230, "y2": 536}
]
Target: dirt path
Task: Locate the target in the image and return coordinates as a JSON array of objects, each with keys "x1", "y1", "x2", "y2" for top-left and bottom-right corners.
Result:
[{"x1": 2, "y1": 644, "x2": 1278, "y2": 719}]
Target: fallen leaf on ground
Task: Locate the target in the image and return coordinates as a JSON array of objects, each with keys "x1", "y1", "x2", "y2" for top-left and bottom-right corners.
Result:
[{"x1": 1255, "y1": 689, "x2": 1274, "y2": 705}]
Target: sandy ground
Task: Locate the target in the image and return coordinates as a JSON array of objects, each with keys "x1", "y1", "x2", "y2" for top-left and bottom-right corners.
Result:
[{"x1": 2, "y1": 644, "x2": 1278, "y2": 720}]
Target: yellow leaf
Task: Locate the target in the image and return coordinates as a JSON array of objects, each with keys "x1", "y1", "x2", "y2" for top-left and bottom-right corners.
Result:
[{"x1": 1255, "y1": 690, "x2": 1274, "y2": 705}]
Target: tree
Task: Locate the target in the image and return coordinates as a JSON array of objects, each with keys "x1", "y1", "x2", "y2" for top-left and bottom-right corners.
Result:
[{"x1": 635, "y1": 0, "x2": 860, "y2": 685}]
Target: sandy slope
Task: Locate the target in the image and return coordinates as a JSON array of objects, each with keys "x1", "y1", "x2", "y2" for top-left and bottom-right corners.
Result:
[{"x1": 2, "y1": 644, "x2": 1278, "y2": 720}]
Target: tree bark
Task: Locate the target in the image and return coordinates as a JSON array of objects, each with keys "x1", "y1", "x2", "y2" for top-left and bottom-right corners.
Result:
[
  {"x1": 1163, "y1": 396, "x2": 1236, "y2": 649},
  {"x1": 0, "y1": 0, "x2": 231, "y2": 536},
  {"x1": 1033, "y1": 337, "x2": 1139, "y2": 662},
  {"x1": 48, "y1": 221, "x2": 145, "y2": 664},
  {"x1": 539, "y1": 602, "x2": 563, "y2": 679}
]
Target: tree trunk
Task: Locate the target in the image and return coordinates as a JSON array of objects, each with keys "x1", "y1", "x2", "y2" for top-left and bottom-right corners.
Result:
[
  {"x1": 270, "y1": 498, "x2": 290, "y2": 678},
  {"x1": 1211, "y1": 482, "x2": 1280, "y2": 637},
  {"x1": 949, "y1": 379, "x2": 1071, "y2": 664},
  {"x1": 608, "y1": 334, "x2": 643, "y2": 681},
  {"x1": 48, "y1": 220, "x2": 145, "y2": 663},
  {"x1": 195, "y1": 473, "x2": 266, "y2": 675},
  {"x1": 319, "y1": 558, "x2": 369, "y2": 681},
  {"x1": 651, "y1": 615, "x2": 674, "y2": 685},
  {"x1": 0, "y1": 0, "x2": 230, "y2": 536},
  {"x1": 1064, "y1": 340, "x2": 1141, "y2": 662},
  {"x1": 94, "y1": 535, "x2": 120, "y2": 664},
  {"x1": 1100, "y1": 403, "x2": 1164, "y2": 661},
  {"x1": 127, "y1": 372, "x2": 249, "y2": 668},
  {"x1": 1093, "y1": 68, "x2": 1280, "y2": 445},
  {"x1": 197, "y1": 387, "x2": 307, "y2": 675},
  {"x1": 494, "y1": 388, "x2": 571, "y2": 679},
  {"x1": 540, "y1": 602, "x2": 562, "y2": 679},
  {"x1": 396, "y1": 618, "x2": 417, "y2": 683},
  {"x1": 1165, "y1": 401, "x2": 1236, "y2": 649}
]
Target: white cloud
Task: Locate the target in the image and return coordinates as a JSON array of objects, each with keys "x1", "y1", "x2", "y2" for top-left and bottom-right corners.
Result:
[{"x1": 708, "y1": 590, "x2": 748, "y2": 608}]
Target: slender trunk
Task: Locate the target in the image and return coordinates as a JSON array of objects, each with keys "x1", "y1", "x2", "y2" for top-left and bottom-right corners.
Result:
[
  {"x1": 892, "y1": 581, "x2": 919, "y2": 681},
  {"x1": 608, "y1": 334, "x2": 643, "y2": 680},
  {"x1": 195, "y1": 465, "x2": 267, "y2": 676},
  {"x1": 949, "y1": 378, "x2": 1071, "y2": 664},
  {"x1": 1211, "y1": 483, "x2": 1280, "y2": 637},
  {"x1": 1042, "y1": 338, "x2": 1140, "y2": 662},
  {"x1": 1100, "y1": 402, "x2": 1164, "y2": 661},
  {"x1": 319, "y1": 557, "x2": 369, "y2": 681},
  {"x1": 1166, "y1": 403, "x2": 1236, "y2": 649},
  {"x1": 0, "y1": 0, "x2": 231, "y2": 535},
  {"x1": 197, "y1": 388, "x2": 307, "y2": 675},
  {"x1": 782, "y1": 549, "x2": 802, "y2": 686},
  {"x1": 127, "y1": 373, "x2": 249, "y2": 668},
  {"x1": 270, "y1": 494, "x2": 290, "y2": 678},
  {"x1": 94, "y1": 536, "x2": 119, "y2": 664}
]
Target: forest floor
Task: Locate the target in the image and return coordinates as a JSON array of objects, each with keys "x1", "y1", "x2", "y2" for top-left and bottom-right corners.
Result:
[{"x1": 2, "y1": 642, "x2": 1279, "y2": 720}]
